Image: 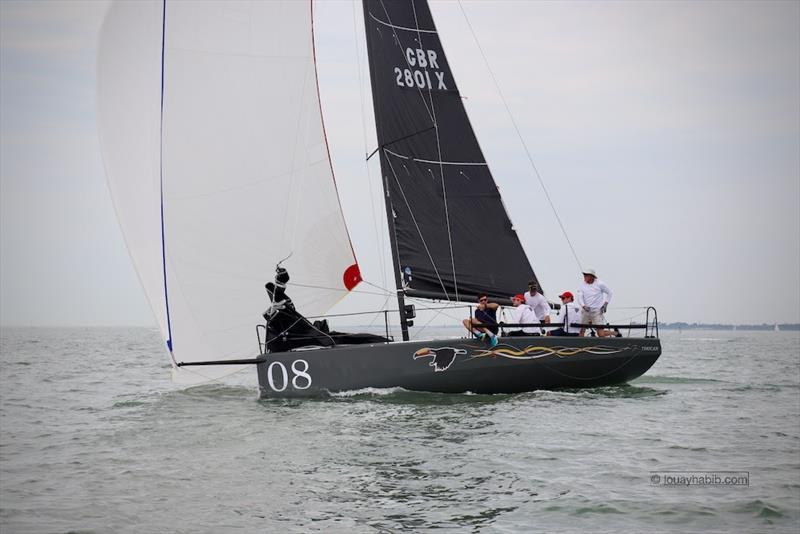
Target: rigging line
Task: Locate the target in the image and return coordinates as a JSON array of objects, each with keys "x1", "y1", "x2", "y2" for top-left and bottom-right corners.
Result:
[
  {"x1": 411, "y1": 0, "x2": 459, "y2": 304},
  {"x1": 384, "y1": 151, "x2": 451, "y2": 302},
  {"x1": 159, "y1": 0, "x2": 175, "y2": 358},
  {"x1": 263, "y1": 314, "x2": 334, "y2": 347},
  {"x1": 367, "y1": 294, "x2": 393, "y2": 327},
  {"x1": 352, "y1": 0, "x2": 387, "y2": 290},
  {"x1": 287, "y1": 281, "x2": 392, "y2": 297},
  {"x1": 172, "y1": 361, "x2": 254, "y2": 382},
  {"x1": 456, "y1": 1, "x2": 583, "y2": 273},
  {"x1": 404, "y1": 296, "x2": 469, "y2": 320},
  {"x1": 376, "y1": 0, "x2": 436, "y2": 125},
  {"x1": 361, "y1": 279, "x2": 396, "y2": 295},
  {"x1": 366, "y1": 126, "x2": 438, "y2": 161},
  {"x1": 382, "y1": 169, "x2": 406, "y2": 293},
  {"x1": 411, "y1": 301, "x2": 465, "y2": 338}
]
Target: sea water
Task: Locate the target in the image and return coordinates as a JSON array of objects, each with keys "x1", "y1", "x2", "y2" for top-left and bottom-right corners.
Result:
[{"x1": 1, "y1": 327, "x2": 798, "y2": 533}]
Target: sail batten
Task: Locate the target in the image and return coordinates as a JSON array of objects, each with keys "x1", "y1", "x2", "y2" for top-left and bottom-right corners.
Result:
[{"x1": 363, "y1": 0, "x2": 538, "y2": 304}]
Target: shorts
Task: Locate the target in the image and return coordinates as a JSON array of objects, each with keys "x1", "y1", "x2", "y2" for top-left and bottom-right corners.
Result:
[
  {"x1": 472, "y1": 318, "x2": 498, "y2": 335},
  {"x1": 581, "y1": 308, "x2": 606, "y2": 326}
]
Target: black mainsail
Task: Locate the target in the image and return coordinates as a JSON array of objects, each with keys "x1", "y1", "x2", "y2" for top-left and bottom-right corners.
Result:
[{"x1": 363, "y1": 0, "x2": 538, "y2": 313}]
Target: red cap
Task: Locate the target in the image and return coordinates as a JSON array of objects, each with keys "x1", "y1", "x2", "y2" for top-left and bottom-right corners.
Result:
[
  {"x1": 512, "y1": 294, "x2": 525, "y2": 302},
  {"x1": 559, "y1": 291, "x2": 573, "y2": 299}
]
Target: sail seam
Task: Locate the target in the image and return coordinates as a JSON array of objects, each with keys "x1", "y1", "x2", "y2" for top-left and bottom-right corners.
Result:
[
  {"x1": 159, "y1": 0, "x2": 174, "y2": 355},
  {"x1": 383, "y1": 148, "x2": 487, "y2": 166},
  {"x1": 367, "y1": 11, "x2": 437, "y2": 34}
]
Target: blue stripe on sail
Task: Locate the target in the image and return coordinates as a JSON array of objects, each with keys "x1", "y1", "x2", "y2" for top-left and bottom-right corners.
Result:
[{"x1": 160, "y1": 0, "x2": 173, "y2": 353}]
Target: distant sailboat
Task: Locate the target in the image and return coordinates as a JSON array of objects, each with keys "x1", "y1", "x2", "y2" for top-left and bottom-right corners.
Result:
[{"x1": 97, "y1": 0, "x2": 661, "y2": 396}]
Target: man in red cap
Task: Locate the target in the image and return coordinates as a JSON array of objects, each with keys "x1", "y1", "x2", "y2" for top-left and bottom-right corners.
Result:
[
  {"x1": 508, "y1": 294, "x2": 539, "y2": 336},
  {"x1": 548, "y1": 291, "x2": 581, "y2": 337}
]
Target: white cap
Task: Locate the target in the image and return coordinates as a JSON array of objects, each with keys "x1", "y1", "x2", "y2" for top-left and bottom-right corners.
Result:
[{"x1": 582, "y1": 268, "x2": 597, "y2": 277}]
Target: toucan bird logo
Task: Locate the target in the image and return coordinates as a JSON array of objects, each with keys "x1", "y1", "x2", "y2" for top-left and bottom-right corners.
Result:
[{"x1": 413, "y1": 347, "x2": 467, "y2": 372}]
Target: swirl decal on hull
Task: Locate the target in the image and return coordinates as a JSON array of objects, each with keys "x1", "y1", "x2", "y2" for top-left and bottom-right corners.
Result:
[
  {"x1": 469, "y1": 344, "x2": 630, "y2": 361},
  {"x1": 412, "y1": 343, "x2": 631, "y2": 373}
]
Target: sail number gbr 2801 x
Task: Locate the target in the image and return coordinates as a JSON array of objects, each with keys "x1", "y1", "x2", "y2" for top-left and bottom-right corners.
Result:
[
  {"x1": 394, "y1": 47, "x2": 448, "y2": 91},
  {"x1": 264, "y1": 359, "x2": 311, "y2": 392}
]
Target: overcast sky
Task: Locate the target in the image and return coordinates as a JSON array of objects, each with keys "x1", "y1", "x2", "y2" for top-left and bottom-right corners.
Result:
[{"x1": 1, "y1": 0, "x2": 798, "y2": 327}]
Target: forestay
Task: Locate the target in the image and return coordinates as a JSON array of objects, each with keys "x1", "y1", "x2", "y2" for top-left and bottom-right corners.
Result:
[
  {"x1": 362, "y1": 0, "x2": 538, "y2": 303},
  {"x1": 97, "y1": 0, "x2": 360, "y2": 384}
]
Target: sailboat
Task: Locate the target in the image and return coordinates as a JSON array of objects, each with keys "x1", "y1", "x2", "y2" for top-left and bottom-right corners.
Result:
[{"x1": 97, "y1": 0, "x2": 661, "y2": 397}]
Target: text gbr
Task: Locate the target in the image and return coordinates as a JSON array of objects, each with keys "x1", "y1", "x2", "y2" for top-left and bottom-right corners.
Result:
[{"x1": 394, "y1": 47, "x2": 448, "y2": 90}]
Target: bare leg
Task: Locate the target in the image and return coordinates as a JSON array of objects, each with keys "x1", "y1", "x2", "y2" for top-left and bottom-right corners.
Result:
[
  {"x1": 462, "y1": 318, "x2": 473, "y2": 334},
  {"x1": 463, "y1": 318, "x2": 489, "y2": 337}
]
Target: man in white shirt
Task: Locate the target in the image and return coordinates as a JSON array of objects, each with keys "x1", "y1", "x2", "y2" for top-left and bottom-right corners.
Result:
[
  {"x1": 508, "y1": 294, "x2": 540, "y2": 336},
  {"x1": 548, "y1": 291, "x2": 581, "y2": 336},
  {"x1": 524, "y1": 280, "x2": 551, "y2": 325},
  {"x1": 577, "y1": 268, "x2": 613, "y2": 337}
]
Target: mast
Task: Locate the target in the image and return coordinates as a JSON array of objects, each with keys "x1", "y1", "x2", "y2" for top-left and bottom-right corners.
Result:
[
  {"x1": 381, "y1": 172, "x2": 411, "y2": 341},
  {"x1": 362, "y1": 3, "x2": 411, "y2": 341}
]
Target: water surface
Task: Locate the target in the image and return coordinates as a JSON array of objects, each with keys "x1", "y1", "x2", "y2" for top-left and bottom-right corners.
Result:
[{"x1": 1, "y1": 328, "x2": 798, "y2": 532}]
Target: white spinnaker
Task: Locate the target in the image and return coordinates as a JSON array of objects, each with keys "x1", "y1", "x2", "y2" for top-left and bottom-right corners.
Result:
[{"x1": 97, "y1": 1, "x2": 360, "y2": 385}]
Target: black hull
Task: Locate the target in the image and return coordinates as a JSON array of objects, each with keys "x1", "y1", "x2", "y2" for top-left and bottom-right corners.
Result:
[{"x1": 256, "y1": 336, "x2": 661, "y2": 398}]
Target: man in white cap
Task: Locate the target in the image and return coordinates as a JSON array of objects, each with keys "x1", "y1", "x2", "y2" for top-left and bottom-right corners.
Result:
[{"x1": 577, "y1": 269, "x2": 613, "y2": 337}]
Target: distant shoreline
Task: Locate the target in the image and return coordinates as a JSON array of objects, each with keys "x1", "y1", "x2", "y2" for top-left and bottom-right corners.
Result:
[{"x1": 661, "y1": 323, "x2": 800, "y2": 331}]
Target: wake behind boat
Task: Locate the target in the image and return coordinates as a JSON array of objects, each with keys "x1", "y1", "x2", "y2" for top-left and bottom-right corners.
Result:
[{"x1": 97, "y1": 0, "x2": 661, "y2": 397}]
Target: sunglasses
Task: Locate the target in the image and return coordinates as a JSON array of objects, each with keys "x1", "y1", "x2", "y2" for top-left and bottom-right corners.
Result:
[{"x1": 479, "y1": 298, "x2": 488, "y2": 302}]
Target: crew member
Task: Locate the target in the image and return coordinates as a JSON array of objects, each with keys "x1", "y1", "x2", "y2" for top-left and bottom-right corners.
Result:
[
  {"x1": 462, "y1": 294, "x2": 499, "y2": 348},
  {"x1": 508, "y1": 294, "x2": 539, "y2": 336},
  {"x1": 577, "y1": 269, "x2": 614, "y2": 337},
  {"x1": 548, "y1": 291, "x2": 581, "y2": 336},
  {"x1": 524, "y1": 280, "x2": 551, "y2": 325}
]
